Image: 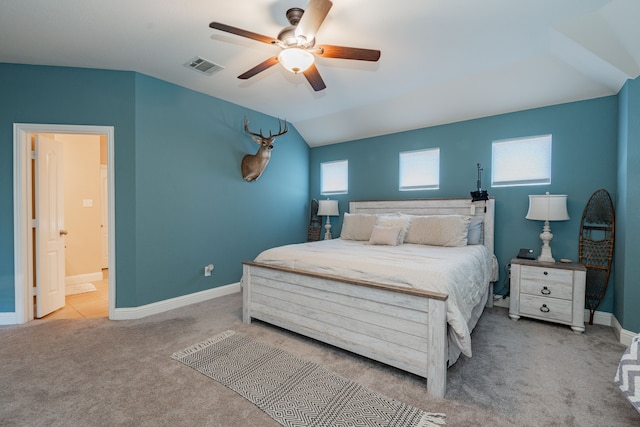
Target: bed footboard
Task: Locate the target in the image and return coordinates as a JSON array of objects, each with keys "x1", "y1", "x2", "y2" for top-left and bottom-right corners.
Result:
[{"x1": 242, "y1": 261, "x2": 449, "y2": 398}]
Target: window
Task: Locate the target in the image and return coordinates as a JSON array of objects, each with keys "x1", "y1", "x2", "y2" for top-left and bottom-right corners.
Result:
[
  {"x1": 399, "y1": 148, "x2": 440, "y2": 191},
  {"x1": 321, "y1": 160, "x2": 348, "y2": 195},
  {"x1": 492, "y1": 135, "x2": 552, "y2": 187}
]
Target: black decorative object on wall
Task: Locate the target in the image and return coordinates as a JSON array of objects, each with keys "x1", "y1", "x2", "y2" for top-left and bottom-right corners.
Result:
[{"x1": 471, "y1": 163, "x2": 489, "y2": 202}]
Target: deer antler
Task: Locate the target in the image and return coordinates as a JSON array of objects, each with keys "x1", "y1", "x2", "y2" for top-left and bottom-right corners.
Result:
[
  {"x1": 244, "y1": 116, "x2": 288, "y2": 140},
  {"x1": 271, "y1": 118, "x2": 289, "y2": 137}
]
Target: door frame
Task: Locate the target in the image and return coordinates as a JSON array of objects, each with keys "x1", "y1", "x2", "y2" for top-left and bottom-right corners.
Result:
[{"x1": 13, "y1": 123, "x2": 116, "y2": 323}]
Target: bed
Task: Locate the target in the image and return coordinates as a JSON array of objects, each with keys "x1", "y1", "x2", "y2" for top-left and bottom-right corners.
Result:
[{"x1": 241, "y1": 197, "x2": 497, "y2": 398}]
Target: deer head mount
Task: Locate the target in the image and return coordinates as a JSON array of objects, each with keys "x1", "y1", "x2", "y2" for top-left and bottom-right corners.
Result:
[{"x1": 241, "y1": 116, "x2": 288, "y2": 182}]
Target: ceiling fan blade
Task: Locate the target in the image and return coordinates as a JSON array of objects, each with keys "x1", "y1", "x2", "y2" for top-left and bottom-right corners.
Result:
[
  {"x1": 316, "y1": 45, "x2": 381, "y2": 61},
  {"x1": 302, "y1": 64, "x2": 326, "y2": 91},
  {"x1": 238, "y1": 57, "x2": 279, "y2": 80},
  {"x1": 209, "y1": 22, "x2": 276, "y2": 45},
  {"x1": 295, "y1": 0, "x2": 333, "y2": 42}
]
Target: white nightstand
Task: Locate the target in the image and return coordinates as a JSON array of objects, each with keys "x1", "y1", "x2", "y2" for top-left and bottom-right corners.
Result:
[{"x1": 509, "y1": 258, "x2": 586, "y2": 333}]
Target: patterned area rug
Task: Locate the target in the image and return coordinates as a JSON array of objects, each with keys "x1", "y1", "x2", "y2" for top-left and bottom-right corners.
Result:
[{"x1": 172, "y1": 330, "x2": 446, "y2": 426}]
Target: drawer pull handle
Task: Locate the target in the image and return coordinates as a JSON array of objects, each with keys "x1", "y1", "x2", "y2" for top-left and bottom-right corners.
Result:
[
  {"x1": 541, "y1": 286, "x2": 551, "y2": 295},
  {"x1": 543, "y1": 271, "x2": 548, "y2": 275},
  {"x1": 540, "y1": 304, "x2": 550, "y2": 313}
]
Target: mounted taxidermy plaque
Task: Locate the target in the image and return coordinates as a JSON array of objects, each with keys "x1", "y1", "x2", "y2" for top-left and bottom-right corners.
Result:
[{"x1": 241, "y1": 116, "x2": 288, "y2": 182}]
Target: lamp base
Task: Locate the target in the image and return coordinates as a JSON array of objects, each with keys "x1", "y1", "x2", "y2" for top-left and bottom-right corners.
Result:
[
  {"x1": 537, "y1": 253, "x2": 556, "y2": 263},
  {"x1": 537, "y1": 220, "x2": 555, "y2": 263},
  {"x1": 323, "y1": 218, "x2": 333, "y2": 240}
]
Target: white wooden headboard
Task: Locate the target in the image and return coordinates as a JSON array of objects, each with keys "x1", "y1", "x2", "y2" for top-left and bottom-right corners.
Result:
[{"x1": 349, "y1": 197, "x2": 495, "y2": 254}]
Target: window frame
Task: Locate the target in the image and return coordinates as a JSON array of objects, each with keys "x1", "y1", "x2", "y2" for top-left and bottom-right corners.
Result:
[
  {"x1": 398, "y1": 148, "x2": 440, "y2": 191},
  {"x1": 320, "y1": 159, "x2": 349, "y2": 195},
  {"x1": 491, "y1": 135, "x2": 552, "y2": 187}
]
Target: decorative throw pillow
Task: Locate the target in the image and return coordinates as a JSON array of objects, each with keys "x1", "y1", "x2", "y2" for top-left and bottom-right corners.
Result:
[
  {"x1": 405, "y1": 215, "x2": 471, "y2": 247},
  {"x1": 467, "y1": 216, "x2": 484, "y2": 245},
  {"x1": 340, "y1": 213, "x2": 377, "y2": 241},
  {"x1": 367, "y1": 226, "x2": 403, "y2": 246},
  {"x1": 375, "y1": 213, "x2": 411, "y2": 244}
]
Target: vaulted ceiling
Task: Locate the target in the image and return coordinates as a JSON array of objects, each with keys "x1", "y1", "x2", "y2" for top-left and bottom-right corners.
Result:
[{"x1": 1, "y1": 0, "x2": 639, "y2": 146}]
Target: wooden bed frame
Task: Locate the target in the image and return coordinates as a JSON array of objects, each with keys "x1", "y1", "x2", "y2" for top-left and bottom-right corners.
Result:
[{"x1": 241, "y1": 197, "x2": 495, "y2": 398}]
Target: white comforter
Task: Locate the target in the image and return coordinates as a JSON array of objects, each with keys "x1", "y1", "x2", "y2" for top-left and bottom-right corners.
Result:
[{"x1": 254, "y1": 239, "x2": 499, "y2": 358}]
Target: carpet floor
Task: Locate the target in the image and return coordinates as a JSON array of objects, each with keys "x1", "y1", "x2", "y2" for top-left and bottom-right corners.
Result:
[{"x1": 0, "y1": 292, "x2": 638, "y2": 426}]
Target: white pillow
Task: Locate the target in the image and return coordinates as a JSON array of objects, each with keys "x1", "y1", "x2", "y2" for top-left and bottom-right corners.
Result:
[
  {"x1": 340, "y1": 213, "x2": 377, "y2": 241},
  {"x1": 405, "y1": 215, "x2": 471, "y2": 247},
  {"x1": 376, "y1": 213, "x2": 411, "y2": 244},
  {"x1": 367, "y1": 226, "x2": 403, "y2": 246}
]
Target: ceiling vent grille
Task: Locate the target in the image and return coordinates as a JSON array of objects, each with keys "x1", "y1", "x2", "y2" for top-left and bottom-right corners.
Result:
[{"x1": 184, "y1": 57, "x2": 224, "y2": 76}]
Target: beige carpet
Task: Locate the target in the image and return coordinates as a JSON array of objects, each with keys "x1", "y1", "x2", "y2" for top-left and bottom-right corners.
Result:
[{"x1": 0, "y1": 292, "x2": 638, "y2": 426}]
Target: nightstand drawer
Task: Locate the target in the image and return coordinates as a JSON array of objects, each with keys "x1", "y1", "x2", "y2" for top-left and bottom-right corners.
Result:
[
  {"x1": 520, "y1": 280, "x2": 573, "y2": 300},
  {"x1": 519, "y1": 294, "x2": 572, "y2": 323},
  {"x1": 520, "y1": 266, "x2": 573, "y2": 300}
]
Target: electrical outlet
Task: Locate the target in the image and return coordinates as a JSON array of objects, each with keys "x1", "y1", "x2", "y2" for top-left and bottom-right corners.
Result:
[{"x1": 204, "y1": 264, "x2": 214, "y2": 277}]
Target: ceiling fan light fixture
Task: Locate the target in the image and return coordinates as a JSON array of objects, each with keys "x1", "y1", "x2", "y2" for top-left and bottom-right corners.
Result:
[{"x1": 278, "y1": 48, "x2": 314, "y2": 74}]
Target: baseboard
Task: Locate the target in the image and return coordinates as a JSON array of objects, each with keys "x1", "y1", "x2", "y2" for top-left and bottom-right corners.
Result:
[
  {"x1": 584, "y1": 309, "x2": 613, "y2": 327},
  {"x1": 493, "y1": 295, "x2": 510, "y2": 308},
  {"x1": 0, "y1": 312, "x2": 18, "y2": 326},
  {"x1": 612, "y1": 316, "x2": 638, "y2": 347},
  {"x1": 65, "y1": 272, "x2": 103, "y2": 286},
  {"x1": 111, "y1": 282, "x2": 241, "y2": 320}
]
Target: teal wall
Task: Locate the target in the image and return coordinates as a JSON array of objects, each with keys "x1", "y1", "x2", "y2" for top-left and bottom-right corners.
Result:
[
  {"x1": 0, "y1": 63, "x2": 136, "y2": 311},
  {"x1": 616, "y1": 77, "x2": 640, "y2": 333},
  {"x1": 2, "y1": 61, "x2": 635, "y2": 332},
  {"x1": 0, "y1": 63, "x2": 309, "y2": 311},
  {"x1": 129, "y1": 74, "x2": 309, "y2": 306},
  {"x1": 310, "y1": 97, "x2": 619, "y2": 313}
]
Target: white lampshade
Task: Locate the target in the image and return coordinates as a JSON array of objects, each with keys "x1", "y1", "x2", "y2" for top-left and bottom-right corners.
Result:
[
  {"x1": 278, "y1": 48, "x2": 314, "y2": 74},
  {"x1": 317, "y1": 199, "x2": 339, "y2": 217},
  {"x1": 526, "y1": 193, "x2": 570, "y2": 221}
]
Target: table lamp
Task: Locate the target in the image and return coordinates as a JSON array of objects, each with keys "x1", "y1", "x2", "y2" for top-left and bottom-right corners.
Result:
[
  {"x1": 525, "y1": 192, "x2": 570, "y2": 262},
  {"x1": 317, "y1": 199, "x2": 339, "y2": 240}
]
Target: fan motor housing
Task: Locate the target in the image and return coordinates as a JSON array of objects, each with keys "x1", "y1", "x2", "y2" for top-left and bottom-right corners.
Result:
[{"x1": 277, "y1": 26, "x2": 314, "y2": 48}]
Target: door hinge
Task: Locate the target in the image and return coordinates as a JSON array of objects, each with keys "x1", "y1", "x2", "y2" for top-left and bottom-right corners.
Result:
[
  {"x1": 31, "y1": 219, "x2": 38, "y2": 228},
  {"x1": 30, "y1": 150, "x2": 36, "y2": 159}
]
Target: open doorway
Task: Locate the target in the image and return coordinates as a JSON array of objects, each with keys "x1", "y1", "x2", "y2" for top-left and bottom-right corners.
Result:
[{"x1": 13, "y1": 124, "x2": 115, "y2": 324}]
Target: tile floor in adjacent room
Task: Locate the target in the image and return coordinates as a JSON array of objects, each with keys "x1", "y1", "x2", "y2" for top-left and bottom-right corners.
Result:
[{"x1": 42, "y1": 269, "x2": 109, "y2": 320}]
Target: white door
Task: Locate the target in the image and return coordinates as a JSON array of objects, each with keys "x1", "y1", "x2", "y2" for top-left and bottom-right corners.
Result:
[
  {"x1": 35, "y1": 135, "x2": 66, "y2": 318},
  {"x1": 100, "y1": 165, "x2": 109, "y2": 269}
]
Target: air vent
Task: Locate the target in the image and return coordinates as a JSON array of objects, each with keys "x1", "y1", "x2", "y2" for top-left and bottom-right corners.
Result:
[{"x1": 184, "y1": 57, "x2": 224, "y2": 76}]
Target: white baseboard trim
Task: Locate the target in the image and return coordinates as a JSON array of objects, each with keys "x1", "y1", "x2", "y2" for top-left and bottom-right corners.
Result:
[
  {"x1": 612, "y1": 316, "x2": 638, "y2": 347},
  {"x1": 65, "y1": 272, "x2": 103, "y2": 286},
  {"x1": 584, "y1": 309, "x2": 613, "y2": 327},
  {"x1": 493, "y1": 295, "x2": 510, "y2": 308},
  {"x1": 110, "y1": 282, "x2": 241, "y2": 320},
  {"x1": 0, "y1": 312, "x2": 18, "y2": 326}
]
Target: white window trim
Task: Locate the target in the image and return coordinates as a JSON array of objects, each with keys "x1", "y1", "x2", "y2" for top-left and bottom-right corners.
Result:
[
  {"x1": 491, "y1": 135, "x2": 552, "y2": 187},
  {"x1": 321, "y1": 159, "x2": 348, "y2": 195},
  {"x1": 399, "y1": 148, "x2": 440, "y2": 191}
]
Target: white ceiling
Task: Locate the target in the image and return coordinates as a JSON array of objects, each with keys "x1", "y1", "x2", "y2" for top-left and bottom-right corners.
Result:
[{"x1": 1, "y1": 0, "x2": 639, "y2": 147}]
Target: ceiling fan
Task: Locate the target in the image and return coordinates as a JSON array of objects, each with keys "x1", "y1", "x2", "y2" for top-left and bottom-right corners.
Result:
[{"x1": 209, "y1": 0, "x2": 381, "y2": 91}]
